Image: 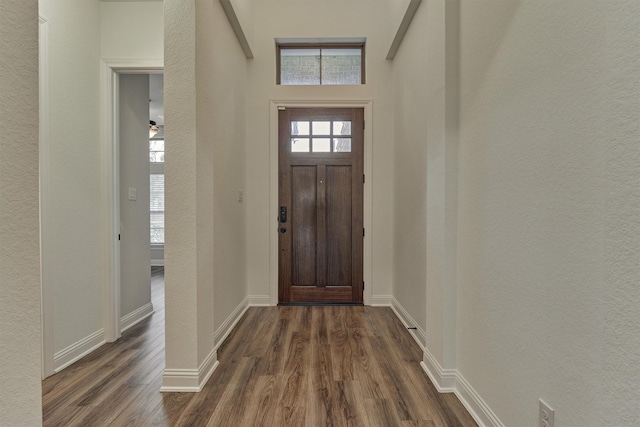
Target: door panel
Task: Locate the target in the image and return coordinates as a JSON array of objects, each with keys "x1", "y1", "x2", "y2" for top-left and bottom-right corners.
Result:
[
  {"x1": 326, "y1": 165, "x2": 352, "y2": 286},
  {"x1": 291, "y1": 166, "x2": 317, "y2": 285},
  {"x1": 278, "y1": 108, "x2": 364, "y2": 304}
]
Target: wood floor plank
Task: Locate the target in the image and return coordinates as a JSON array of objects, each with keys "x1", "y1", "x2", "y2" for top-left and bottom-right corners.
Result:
[
  {"x1": 42, "y1": 269, "x2": 478, "y2": 427},
  {"x1": 274, "y1": 330, "x2": 310, "y2": 426},
  {"x1": 108, "y1": 377, "x2": 166, "y2": 427},
  {"x1": 243, "y1": 374, "x2": 282, "y2": 427}
]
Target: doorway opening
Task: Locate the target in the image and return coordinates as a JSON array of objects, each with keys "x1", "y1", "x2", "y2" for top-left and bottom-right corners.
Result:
[
  {"x1": 117, "y1": 73, "x2": 165, "y2": 334},
  {"x1": 101, "y1": 60, "x2": 163, "y2": 343}
]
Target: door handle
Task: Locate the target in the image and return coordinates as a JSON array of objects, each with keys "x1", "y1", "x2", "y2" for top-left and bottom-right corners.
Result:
[
  {"x1": 280, "y1": 227, "x2": 287, "y2": 233},
  {"x1": 279, "y1": 206, "x2": 287, "y2": 223}
]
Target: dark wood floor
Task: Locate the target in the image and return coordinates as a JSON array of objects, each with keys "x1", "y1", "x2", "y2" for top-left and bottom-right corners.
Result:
[{"x1": 43, "y1": 269, "x2": 477, "y2": 426}]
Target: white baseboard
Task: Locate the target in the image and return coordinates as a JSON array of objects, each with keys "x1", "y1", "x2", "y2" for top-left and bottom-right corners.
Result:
[
  {"x1": 248, "y1": 295, "x2": 271, "y2": 306},
  {"x1": 390, "y1": 297, "x2": 427, "y2": 348},
  {"x1": 389, "y1": 298, "x2": 503, "y2": 427},
  {"x1": 420, "y1": 349, "x2": 503, "y2": 427},
  {"x1": 454, "y1": 371, "x2": 504, "y2": 427},
  {"x1": 160, "y1": 348, "x2": 219, "y2": 392},
  {"x1": 420, "y1": 347, "x2": 457, "y2": 392},
  {"x1": 54, "y1": 329, "x2": 105, "y2": 372},
  {"x1": 214, "y1": 296, "x2": 250, "y2": 350},
  {"x1": 161, "y1": 296, "x2": 251, "y2": 392},
  {"x1": 120, "y1": 302, "x2": 154, "y2": 333},
  {"x1": 371, "y1": 294, "x2": 393, "y2": 306}
]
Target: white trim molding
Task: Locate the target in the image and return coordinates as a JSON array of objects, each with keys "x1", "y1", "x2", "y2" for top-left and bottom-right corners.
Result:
[
  {"x1": 161, "y1": 295, "x2": 251, "y2": 393},
  {"x1": 455, "y1": 371, "x2": 504, "y2": 427},
  {"x1": 269, "y1": 100, "x2": 374, "y2": 307},
  {"x1": 160, "y1": 349, "x2": 219, "y2": 393},
  {"x1": 390, "y1": 297, "x2": 427, "y2": 348},
  {"x1": 248, "y1": 295, "x2": 271, "y2": 306},
  {"x1": 101, "y1": 59, "x2": 163, "y2": 343},
  {"x1": 420, "y1": 348, "x2": 504, "y2": 427},
  {"x1": 386, "y1": 0, "x2": 423, "y2": 59},
  {"x1": 219, "y1": 0, "x2": 253, "y2": 59},
  {"x1": 214, "y1": 297, "x2": 250, "y2": 349},
  {"x1": 420, "y1": 347, "x2": 457, "y2": 392},
  {"x1": 120, "y1": 303, "x2": 154, "y2": 333},
  {"x1": 39, "y1": 14, "x2": 54, "y2": 380},
  {"x1": 54, "y1": 329, "x2": 106, "y2": 373},
  {"x1": 371, "y1": 295, "x2": 393, "y2": 307},
  {"x1": 387, "y1": 297, "x2": 503, "y2": 427}
]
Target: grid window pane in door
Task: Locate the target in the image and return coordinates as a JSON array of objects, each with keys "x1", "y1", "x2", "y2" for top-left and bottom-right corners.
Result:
[
  {"x1": 292, "y1": 121, "x2": 310, "y2": 136},
  {"x1": 312, "y1": 121, "x2": 331, "y2": 135},
  {"x1": 334, "y1": 121, "x2": 351, "y2": 135},
  {"x1": 333, "y1": 138, "x2": 352, "y2": 152},
  {"x1": 292, "y1": 138, "x2": 310, "y2": 152},
  {"x1": 312, "y1": 138, "x2": 331, "y2": 152},
  {"x1": 290, "y1": 119, "x2": 355, "y2": 153}
]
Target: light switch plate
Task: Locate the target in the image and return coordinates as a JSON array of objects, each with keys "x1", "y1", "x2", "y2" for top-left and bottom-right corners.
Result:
[{"x1": 128, "y1": 187, "x2": 137, "y2": 201}]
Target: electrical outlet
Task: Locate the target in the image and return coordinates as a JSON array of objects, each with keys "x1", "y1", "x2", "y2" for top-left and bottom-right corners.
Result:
[{"x1": 539, "y1": 399, "x2": 554, "y2": 427}]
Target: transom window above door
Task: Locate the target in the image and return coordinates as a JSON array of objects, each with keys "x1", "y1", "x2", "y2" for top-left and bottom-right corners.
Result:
[
  {"x1": 276, "y1": 39, "x2": 366, "y2": 86},
  {"x1": 291, "y1": 120, "x2": 352, "y2": 153}
]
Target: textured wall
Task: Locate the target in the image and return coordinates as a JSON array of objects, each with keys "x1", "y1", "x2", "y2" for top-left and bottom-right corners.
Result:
[
  {"x1": 456, "y1": 0, "x2": 640, "y2": 424},
  {"x1": 164, "y1": 0, "x2": 200, "y2": 371},
  {"x1": 0, "y1": 0, "x2": 43, "y2": 424}
]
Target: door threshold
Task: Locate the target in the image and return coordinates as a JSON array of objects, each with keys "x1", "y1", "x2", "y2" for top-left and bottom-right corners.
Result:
[{"x1": 278, "y1": 302, "x2": 364, "y2": 307}]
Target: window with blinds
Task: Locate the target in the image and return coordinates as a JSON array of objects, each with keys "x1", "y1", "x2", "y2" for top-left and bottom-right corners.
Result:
[
  {"x1": 150, "y1": 139, "x2": 164, "y2": 244},
  {"x1": 277, "y1": 43, "x2": 365, "y2": 85}
]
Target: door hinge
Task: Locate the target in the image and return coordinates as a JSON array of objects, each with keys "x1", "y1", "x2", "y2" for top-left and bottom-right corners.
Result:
[
  {"x1": 363, "y1": 174, "x2": 365, "y2": 184},
  {"x1": 118, "y1": 234, "x2": 121, "y2": 241},
  {"x1": 363, "y1": 228, "x2": 365, "y2": 237}
]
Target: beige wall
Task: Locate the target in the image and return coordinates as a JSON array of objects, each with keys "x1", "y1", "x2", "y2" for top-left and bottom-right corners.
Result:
[
  {"x1": 101, "y1": 1, "x2": 164, "y2": 60},
  {"x1": 393, "y1": 0, "x2": 640, "y2": 424},
  {"x1": 391, "y1": 0, "x2": 429, "y2": 341},
  {"x1": 204, "y1": 0, "x2": 248, "y2": 338},
  {"x1": 245, "y1": 0, "x2": 395, "y2": 301},
  {"x1": 0, "y1": 0, "x2": 42, "y2": 424},
  {"x1": 455, "y1": 0, "x2": 640, "y2": 424}
]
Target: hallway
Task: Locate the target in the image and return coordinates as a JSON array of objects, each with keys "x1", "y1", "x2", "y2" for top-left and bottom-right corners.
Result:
[{"x1": 42, "y1": 270, "x2": 476, "y2": 426}]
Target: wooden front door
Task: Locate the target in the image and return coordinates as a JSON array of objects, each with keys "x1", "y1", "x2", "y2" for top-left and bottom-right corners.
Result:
[{"x1": 278, "y1": 108, "x2": 364, "y2": 304}]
